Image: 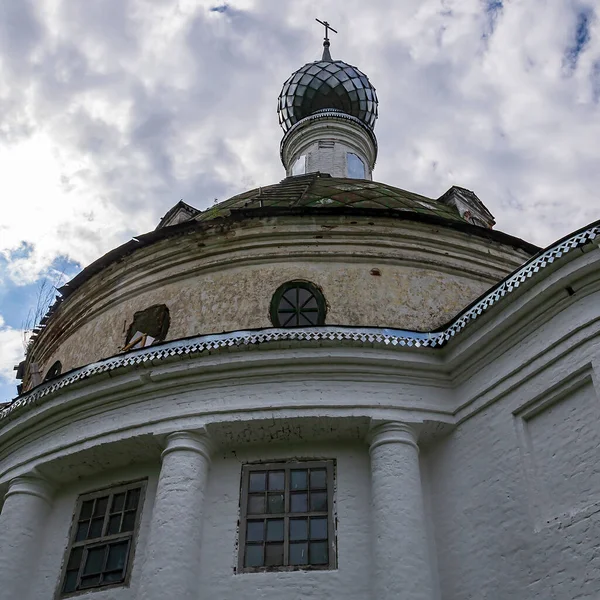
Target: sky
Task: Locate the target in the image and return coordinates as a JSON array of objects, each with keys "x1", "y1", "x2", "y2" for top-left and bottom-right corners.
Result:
[{"x1": 0, "y1": 0, "x2": 599, "y2": 402}]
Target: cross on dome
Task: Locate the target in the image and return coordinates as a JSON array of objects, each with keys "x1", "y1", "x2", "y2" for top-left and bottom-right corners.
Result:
[{"x1": 315, "y1": 18, "x2": 337, "y2": 61}]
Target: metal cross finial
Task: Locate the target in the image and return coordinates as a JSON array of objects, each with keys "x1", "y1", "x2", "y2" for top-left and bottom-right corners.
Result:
[
  {"x1": 315, "y1": 18, "x2": 338, "y2": 43},
  {"x1": 316, "y1": 18, "x2": 337, "y2": 60}
]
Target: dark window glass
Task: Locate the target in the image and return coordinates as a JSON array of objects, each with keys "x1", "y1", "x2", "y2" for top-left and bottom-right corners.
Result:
[
  {"x1": 270, "y1": 281, "x2": 326, "y2": 328},
  {"x1": 265, "y1": 543, "x2": 284, "y2": 566},
  {"x1": 310, "y1": 541, "x2": 329, "y2": 565},
  {"x1": 245, "y1": 545, "x2": 264, "y2": 568},
  {"x1": 59, "y1": 482, "x2": 145, "y2": 595},
  {"x1": 239, "y1": 462, "x2": 334, "y2": 572},
  {"x1": 44, "y1": 360, "x2": 63, "y2": 382},
  {"x1": 290, "y1": 542, "x2": 309, "y2": 565},
  {"x1": 246, "y1": 521, "x2": 264, "y2": 542}
]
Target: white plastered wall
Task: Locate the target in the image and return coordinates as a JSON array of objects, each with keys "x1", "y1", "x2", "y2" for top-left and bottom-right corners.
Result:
[
  {"x1": 423, "y1": 285, "x2": 600, "y2": 600},
  {"x1": 27, "y1": 465, "x2": 159, "y2": 600},
  {"x1": 199, "y1": 442, "x2": 372, "y2": 600}
]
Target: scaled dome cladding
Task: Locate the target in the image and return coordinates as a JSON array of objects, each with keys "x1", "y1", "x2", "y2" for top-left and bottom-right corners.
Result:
[
  {"x1": 197, "y1": 173, "x2": 463, "y2": 223},
  {"x1": 277, "y1": 60, "x2": 378, "y2": 133}
]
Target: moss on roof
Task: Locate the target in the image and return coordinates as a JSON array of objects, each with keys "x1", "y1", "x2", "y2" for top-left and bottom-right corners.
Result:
[{"x1": 197, "y1": 172, "x2": 463, "y2": 223}]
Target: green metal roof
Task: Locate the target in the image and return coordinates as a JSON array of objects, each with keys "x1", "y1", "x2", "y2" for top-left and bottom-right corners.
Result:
[{"x1": 197, "y1": 173, "x2": 464, "y2": 223}]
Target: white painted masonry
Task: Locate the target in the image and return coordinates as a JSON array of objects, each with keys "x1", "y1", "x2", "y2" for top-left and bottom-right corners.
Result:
[
  {"x1": 137, "y1": 431, "x2": 212, "y2": 600},
  {"x1": 369, "y1": 423, "x2": 434, "y2": 600},
  {"x1": 0, "y1": 216, "x2": 598, "y2": 600},
  {"x1": 281, "y1": 112, "x2": 377, "y2": 178},
  {"x1": 0, "y1": 474, "x2": 53, "y2": 599}
]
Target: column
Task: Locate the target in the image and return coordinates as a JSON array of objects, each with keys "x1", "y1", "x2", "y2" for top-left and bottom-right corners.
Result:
[
  {"x1": 0, "y1": 473, "x2": 53, "y2": 598},
  {"x1": 369, "y1": 422, "x2": 435, "y2": 600},
  {"x1": 137, "y1": 430, "x2": 212, "y2": 600}
]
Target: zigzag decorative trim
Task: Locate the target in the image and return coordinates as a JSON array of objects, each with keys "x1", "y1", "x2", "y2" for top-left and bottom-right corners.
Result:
[{"x1": 1, "y1": 223, "x2": 598, "y2": 423}]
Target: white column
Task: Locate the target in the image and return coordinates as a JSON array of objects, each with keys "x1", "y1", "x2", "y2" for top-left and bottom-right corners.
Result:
[
  {"x1": 137, "y1": 430, "x2": 212, "y2": 600},
  {"x1": 369, "y1": 422, "x2": 434, "y2": 600},
  {"x1": 0, "y1": 474, "x2": 53, "y2": 598}
]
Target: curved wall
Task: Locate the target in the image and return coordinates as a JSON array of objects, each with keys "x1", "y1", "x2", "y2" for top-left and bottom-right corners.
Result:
[
  {"x1": 0, "y1": 241, "x2": 599, "y2": 600},
  {"x1": 23, "y1": 214, "x2": 531, "y2": 391}
]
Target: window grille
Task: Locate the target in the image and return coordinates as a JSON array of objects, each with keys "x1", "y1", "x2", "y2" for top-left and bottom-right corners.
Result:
[
  {"x1": 238, "y1": 461, "x2": 336, "y2": 572},
  {"x1": 270, "y1": 281, "x2": 326, "y2": 328},
  {"x1": 58, "y1": 480, "x2": 146, "y2": 596}
]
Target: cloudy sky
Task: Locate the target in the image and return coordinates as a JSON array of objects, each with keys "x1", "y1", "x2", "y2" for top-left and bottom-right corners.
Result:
[{"x1": 1, "y1": 0, "x2": 599, "y2": 402}]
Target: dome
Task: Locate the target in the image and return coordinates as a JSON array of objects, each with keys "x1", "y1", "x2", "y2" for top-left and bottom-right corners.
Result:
[
  {"x1": 197, "y1": 173, "x2": 465, "y2": 223},
  {"x1": 277, "y1": 59, "x2": 378, "y2": 133}
]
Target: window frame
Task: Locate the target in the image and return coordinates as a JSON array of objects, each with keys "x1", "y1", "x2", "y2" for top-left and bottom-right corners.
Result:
[
  {"x1": 56, "y1": 479, "x2": 147, "y2": 598},
  {"x1": 269, "y1": 280, "x2": 327, "y2": 328},
  {"x1": 237, "y1": 460, "x2": 336, "y2": 573}
]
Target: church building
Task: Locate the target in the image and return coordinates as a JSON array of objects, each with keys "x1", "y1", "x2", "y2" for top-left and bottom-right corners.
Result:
[{"x1": 1, "y1": 26, "x2": 600, "y2": 600}]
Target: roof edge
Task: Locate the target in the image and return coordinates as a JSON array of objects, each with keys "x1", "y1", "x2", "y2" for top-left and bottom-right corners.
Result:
[{"x1": 5, "y1": 218, "x2": 598, "y2": 423}]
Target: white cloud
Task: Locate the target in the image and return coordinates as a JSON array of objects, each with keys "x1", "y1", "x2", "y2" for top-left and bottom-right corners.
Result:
[
  {"x1": 0, "y1": 0, "x2": 598, "y2": 293},
  {"x1": 0, "y1": 316, "x2": 24, "y2": 384}
]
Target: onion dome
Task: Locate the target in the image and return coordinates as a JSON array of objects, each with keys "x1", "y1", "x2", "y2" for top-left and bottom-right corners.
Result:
[{"x1": 277, "y1": 51, "x2": 378, "y2": 133}]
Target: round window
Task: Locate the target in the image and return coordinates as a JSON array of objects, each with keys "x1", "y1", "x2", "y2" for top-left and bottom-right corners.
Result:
[{"x1": 270, "y1": 281, "x2": 326, "y2": 328}]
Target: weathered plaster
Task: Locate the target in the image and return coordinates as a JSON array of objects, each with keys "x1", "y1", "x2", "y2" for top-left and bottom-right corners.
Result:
[{"x1": 24, "y1": 215, "x2": 530, "y2": 390}]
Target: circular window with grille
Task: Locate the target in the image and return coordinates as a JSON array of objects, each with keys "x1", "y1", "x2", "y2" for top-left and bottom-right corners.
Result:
[{"x1": 270, "y1": 281, "x2": 326, "y2": 328}]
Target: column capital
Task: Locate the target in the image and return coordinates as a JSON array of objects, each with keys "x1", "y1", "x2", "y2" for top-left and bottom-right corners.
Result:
[
  {"x1": 4, "y1": 472, "x2": 54, "y2": 505},
  {"x1": 161, "y1": 429, "x2": 212, "y2": 462},
  {"x1": 368, "y1": 421, "x2": 420, "y2": 454}
]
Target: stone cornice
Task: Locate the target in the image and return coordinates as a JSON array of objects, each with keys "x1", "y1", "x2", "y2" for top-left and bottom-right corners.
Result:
[{"x1": 2, "y1": 220, "x2": 598, "y2": 425}]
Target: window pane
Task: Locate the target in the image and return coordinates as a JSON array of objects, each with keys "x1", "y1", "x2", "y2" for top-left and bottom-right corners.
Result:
[
  {"x1": 93, "y1": 496, "x2": 109, "y2": 517},
  {"x1": 290, "y1": 518, "x2": 308, "y2": 541},
  {"x1": 106, "y1": 541, "x2": 129, "y2": 571},
  {"x1": 265, "y1": 543, "x2": 284, "y2": 567},
  {"x1": 266, "y1": 519, "x2": 284, "y2": 541},
  {"x1": 75, "y1": 521, "x2": 89, "y2": 542},
  {"x1": 268, "y1": 471, "x2": 284, "y2": 491},
  {"x1": 80, "y1": 500, "x2": 94, "y2": 520},
  {"x1": 248, "y1": 495, "x2": 265, "y2": 514},
  {"x1": 88, "y1": 518, "x2": 104, "y2": 539},
  {"x1": 67, "y1": 547, "x2": 84, "y2": 570},
  {"x1": 310, "y1": 492, "x2": 328, "y2": 512},
  {"x1": 121, "y1": 511, "x2": 136, "y2": 533},
  {"x1": 304, "y1": 297, "x2": 318, "y2": 309},
  {"x1": 298, "y1": 314, "x2": 313, "y2": 327},
  {"x1": 245, "y1": 544, "x2": 264, "y2": 568},
  {"x1": 125, "y1": 488, "x2": 141, "y2": 511},
  {"x1": 290, "y1": 493, "x2": 308, "y2": 512},
  {"x1": 291, "y1": 470, "x2": 307, "y2": 490},
  {"x1": 310, "y1": 541, "x2": 329, "y2": 565},
  {"x1": 107, "y1": 514, "x2": 121, "y2": 535},
  {"x1": 289, "y1": 542, "x2": 309, "y2": 565},
  {"x1": 246, "y1": 521, "x2": 264, "y2": 542},
  {"x1": 281, "y1": 290, "x2": 297, "y2": 307},
  {"x1": 62, "y1": 570, "x2": 78, "y2": 593},
  {"x1": 298, "y1": 288, "x2": 311, "y2": 306},
  {"x1": 310, "y1": 517, "x2": 328, "y2": 540},
  {"x1": 80, "y1": 574, "x2": 101, "y2": 589},
  {"x1": 310, "y1": 469, "x2": 327, "y2": 490},
  {"x1": 278, "y1": 311, "x2": 297, "y2": 327},
  {"x1": 267, "y1": 493, "x2": 284, "y2": 514},
  {"x1": 103, "y1": 571, "x2": 124, "y2": 583},
  {"x1": 249, "y1": 472, "x2": 266, "y2": 493},
  {"x1": 347, "y1": 152, "x2": 366, "y2": 179},
  {"x1": 83, "y1": 546, "x2": 105, "y2": 575},
  {"x1": 111, "y1": 493, "x2": 126, "y2": 513},
  {"x1": 292, "y1": 155, "x2": 306, "y2": 176}
]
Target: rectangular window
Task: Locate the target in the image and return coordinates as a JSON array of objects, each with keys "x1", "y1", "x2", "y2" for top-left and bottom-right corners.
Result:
[
  {"x1": 238, "y1": 461, "x2": 335, "y2": 572},
  {"x1": 58, "y1": 480, "x2": 146, "y2": 596}
]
